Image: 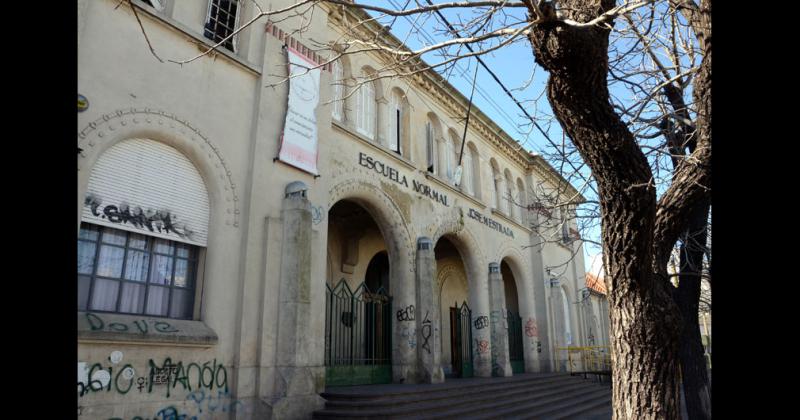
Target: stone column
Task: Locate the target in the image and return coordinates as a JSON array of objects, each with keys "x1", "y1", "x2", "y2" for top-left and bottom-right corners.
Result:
[
  {"x1": 469, "y1": 263, "x2": 492, "y2": 377},
  {"x1": 414, "y1": 237, "x2": 445, "y2": 383},
  {"x1": 266, "y1": 182, "x2": 325, "y2": 419},
  {"x1": 488, "y1": 262, "x2": 512, "y2": 377},
  {"x1": 550, "y1": 277, "x2": 567, "y2": 372}
]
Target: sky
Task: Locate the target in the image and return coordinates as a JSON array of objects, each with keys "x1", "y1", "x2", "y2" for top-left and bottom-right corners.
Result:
[{"x1": 359, "y1": 1, "x2": 604, "y2": 277}]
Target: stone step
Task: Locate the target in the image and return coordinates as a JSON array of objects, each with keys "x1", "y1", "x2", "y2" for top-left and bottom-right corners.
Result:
[
  {"x1": 321, "y1": 373, "x2": 569, "y2": 402},
  {"x1": 562, "y1": 403, "x2": 613, "y2": 420},
  {"x1": 314, "y1": 378, "x2": 607, "y2": 419},
  {"x1": 423, "y1": 383, "x2": 609, "y2": 419},
  {"x1": 319, "y1": 379, "x2": 593, "y2": 417},
  {"x1": 322, "y1": 375, "x2": 581, "y2": 410}
]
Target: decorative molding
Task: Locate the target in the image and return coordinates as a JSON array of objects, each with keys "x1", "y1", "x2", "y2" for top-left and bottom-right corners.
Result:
[{"x1": 78, "y1": 108, "x2": 240, "y2": 228}]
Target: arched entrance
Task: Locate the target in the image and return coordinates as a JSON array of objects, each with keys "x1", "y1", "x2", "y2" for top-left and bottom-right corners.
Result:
[
  {"x1": 501, "y1": 260, "x2": 525, "y2": 374},
  {"x1": 325, "y1": 200, "x2": 393, "y2": 386},
  {"x1": 436, "y1": 236, "x2": 472, "y2": 378}
]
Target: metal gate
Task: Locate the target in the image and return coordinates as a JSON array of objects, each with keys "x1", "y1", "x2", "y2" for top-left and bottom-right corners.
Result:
[
  {"x1": 508, "y1": 310, "x2": 524, "y2": 374},
  {"x1": 449, "y1": 301, "x2": 473, "y2": 378},
  {"x1": 325, "y1": 279, "x2": 392, "y2": 386}
]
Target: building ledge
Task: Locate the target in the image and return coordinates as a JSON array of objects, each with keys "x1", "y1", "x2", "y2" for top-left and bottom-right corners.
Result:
[
  {"x1": 490, "y1": 208, "x2": 532, "y2": 234},
  {"x1": 423, "y1": 172, "x2": 487, "y2": 209},
  {"x1": 77, "y1": 311, "x2": 218, "y2": 348},
  {"x1": 331, "y1": 120, "x2": 417, "y2": 171}
]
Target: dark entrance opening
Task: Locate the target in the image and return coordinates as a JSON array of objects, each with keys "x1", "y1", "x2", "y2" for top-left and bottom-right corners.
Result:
[{"x1": 449, "y1": 301, "x2": 473, "y2": 378}]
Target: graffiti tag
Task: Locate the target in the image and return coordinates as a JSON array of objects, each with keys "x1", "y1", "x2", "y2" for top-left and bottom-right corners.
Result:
[
  {"x1": 396, "y1": 305, "x2": 415, "y2": 322},
  {"x1": 473, "y1": 316, "x2": 489, "y2": 330},
  {"x1": 525, "y1": 318, "x2": 538, "y2": 337},
  {"x1": 85, "y1": 194, "x2": 194, "y2": 240}
]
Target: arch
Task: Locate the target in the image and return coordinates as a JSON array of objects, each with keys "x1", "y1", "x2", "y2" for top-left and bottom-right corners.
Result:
[
  {"x1": 77, "y1": 108, "x2": 239, "y2": 229},
  {"x1": 431, "y1": 220, "x2": 485, "y2": 294},
  {"x1": 504, "y1": 169, "x2": 515, "y2": 220},
  {"x1": 495, "y1": 245, "x2": 533, "y2": 301},
  {"x1": 330, "y1": 54, "x2": 351, "y2": 123},
  {"x1": 354, "y1": 66, "x2": 380, "y2": 140},
  {"x1": 516, "y1": 177, "x2": 527, "y2": 224},
  {"x1": 489, "y1": 158, "x2": 501, "y2": 210},
  {"x1": 465, "y1": 142, "x2": 481, "y2": 199},
  {"x1": 328, "y1": 179, "x2": 415, "y2": 277}
]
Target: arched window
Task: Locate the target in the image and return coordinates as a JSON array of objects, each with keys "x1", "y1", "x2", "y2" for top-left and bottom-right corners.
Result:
[
  {"x1": 516, "y1": 178, "x2": 526, "y2": 224},
  {"x1": 490, "y1": 162, "x2": 500, "y2": 210},
  {"x1": 462, "y1": 147, "x2": 473, "y2": 195},
  {"x1": 388, "y1": 89, "x2": 407, "y2": 155},
  {"x1": 331, "y1": 60, "x2": 345, "y2": 122},
  {"x1": 505, "y1": 170, "x2": 514, "y2": 220},
  {"x1": 426, "y1": 118, "x2": 437, "y2": 174},
  {"x1": 78, "y1": 139, "x2": 209, "y2": 320},
  {"x1": 355, "y1": 76, "x2": 376, "y2": 140}
]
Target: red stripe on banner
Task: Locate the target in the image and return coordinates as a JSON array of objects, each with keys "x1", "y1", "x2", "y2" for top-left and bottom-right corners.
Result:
[{"x1": 287, "y1": 46, "x2": 318, "y2": 67}]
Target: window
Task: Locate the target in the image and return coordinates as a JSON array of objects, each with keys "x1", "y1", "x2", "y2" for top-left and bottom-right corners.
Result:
[
  {"x1": 426, "y1": 121, "x2": 435, "y2": 173},
  {"x1": 355, "y1": 79, "x2": 376, "y2": 140},
  {"x1": 463, "y1": 150, "x2": 473, "y2": 195},
  {"x1": 388, "y1": 90, "x2": 404, "y2": 154},
  {"x1": 78, "y1": 223, "x2": 198, "y2": 319},
  {"x1": 204, "y1": 0, "x2": 240, "y2": 52},
  {"x1": 560, "y1": 287, "x2": 573, "y2": 345},
  {"x1": 142, "y1": 0, "x2": 166, "y2": 12},
  {"x1": 331, "y1": 60, "x2": 344, "y2": 122}
]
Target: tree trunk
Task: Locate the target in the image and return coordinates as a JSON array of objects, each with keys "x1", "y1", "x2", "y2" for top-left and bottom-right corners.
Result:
[
  {"x1": 674, "y1": 202, "x2": 711, "y2": 420},
  {"x1": 527, "y1": 2, "x2": 683, "y2": 418}
]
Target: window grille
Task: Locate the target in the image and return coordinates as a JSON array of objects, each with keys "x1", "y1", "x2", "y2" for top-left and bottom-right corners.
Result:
[
  {"x1": 78, "y1": 223, "x2": 198, "y2": 319},
  {"x1": 204, "y1": 0, "x2": 240, "y2": 52}
]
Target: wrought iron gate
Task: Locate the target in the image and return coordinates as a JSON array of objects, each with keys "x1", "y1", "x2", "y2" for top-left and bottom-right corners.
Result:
[
  {"x1": 508, "y1": 310, "x2": 524, "y2": 374},
  {"x1": 449, "y1": 301, "x2": 473, "y2": 378},
  {"x1": 325, "y1": 279, "x2": 392, "y2": 386}
]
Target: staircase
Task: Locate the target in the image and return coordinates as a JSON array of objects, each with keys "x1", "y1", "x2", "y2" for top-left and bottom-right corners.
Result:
[{"x1": 313, "y1": 372, "x2": 611, "y2": 419}]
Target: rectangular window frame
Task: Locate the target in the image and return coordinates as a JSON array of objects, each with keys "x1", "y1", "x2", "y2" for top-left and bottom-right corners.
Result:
[
  {"x1": 204, "y1": 0, "x2": 241, "y2": 53},
  {"x1": 78, "y1": 223, "x2": 199, "y2": 320}
]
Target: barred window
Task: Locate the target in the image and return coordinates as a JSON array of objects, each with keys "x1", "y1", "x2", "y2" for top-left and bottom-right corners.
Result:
[
  {"x1": 204, "y1": 0, "x2": 239, "y2": 52},
  {"x1": 78, "y1": 223, "x2": 199, "y2": 319}
]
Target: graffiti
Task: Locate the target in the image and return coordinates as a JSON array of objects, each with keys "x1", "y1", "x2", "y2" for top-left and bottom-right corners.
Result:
[
  {"x1": 490, "y1": 310, "x2": 508, "y2": 330},
  {"x1": 78, "y1": 361, "x2": 136, "y2": 397},
  {"x1": 86, "y1": 312, "x2": 180, "y2": 334},
  {"x1": 400, "y1": 327, "x2": 416, "y2": 349},
  {"x1": 421, "y1": 311, "x2": 432, "y2": 354},
  {"x1": 537, "y1": 341, "x2": 542, "y2": 353},
  {"x1": 79, "y1": 358, "x2": 228, "y2": 399},
  {"x1": 396, "y1": 305, "x2": 415, "y2": 322},
  {"x1": 311, "y1": 205, "x2": 325, "y2": 225},
  {"x1": 186, "y1": 389, "x2": 246, "y2": 414},
  {"x1": 108, "y1": 406, "x2": 198, "y2": 420},
  {"x1": 473, "y1": 316, "x2": 489, "y2": 330},
  {"x1": 146, "y1": 358, "x2": 228, "y2": 398},
  {"x1": 84, "y1": 194, "x2": 194, "y2": 240},
  {"x1": 475, "y1": 339, "x2": 489, "y2": 354},
  {"x1": 524, "y1": 318, "x2": 539, "y2": 337}
]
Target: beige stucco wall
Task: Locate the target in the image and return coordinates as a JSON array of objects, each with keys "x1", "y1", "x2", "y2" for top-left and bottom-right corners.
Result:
[{"x1": 78, "y1": 1, "x2": 590, "y2": 418}]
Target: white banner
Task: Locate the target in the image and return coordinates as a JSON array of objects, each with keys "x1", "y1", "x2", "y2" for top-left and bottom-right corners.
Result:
[{"x1": 278, "y1": 47, "x2": 321, "y2": 175}]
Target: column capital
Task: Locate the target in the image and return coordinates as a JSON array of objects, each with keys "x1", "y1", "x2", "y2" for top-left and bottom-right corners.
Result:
[{"x1": 417, "y1": 237, "x2": 433, "y2": 250}]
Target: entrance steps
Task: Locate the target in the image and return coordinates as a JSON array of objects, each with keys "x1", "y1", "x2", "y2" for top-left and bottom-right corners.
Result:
[{"x1": 313, "y1": 372, "x2": 611, "y2": 419}]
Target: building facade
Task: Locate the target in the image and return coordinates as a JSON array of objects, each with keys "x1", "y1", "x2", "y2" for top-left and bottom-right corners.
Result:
[{"x1": 77, "y1": 1, "x2": 593, "y2": 419}]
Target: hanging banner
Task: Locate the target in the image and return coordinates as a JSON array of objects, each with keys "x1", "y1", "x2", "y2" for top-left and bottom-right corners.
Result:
[{"x1": 278, "y1": 47, "x2": 321, "y2": 175}]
